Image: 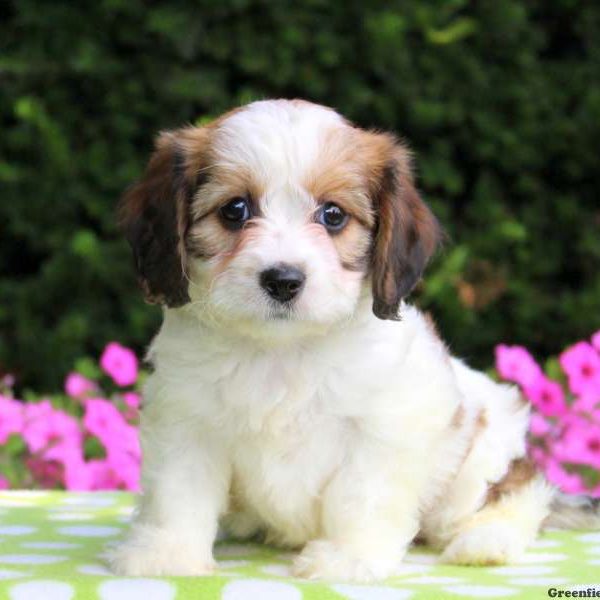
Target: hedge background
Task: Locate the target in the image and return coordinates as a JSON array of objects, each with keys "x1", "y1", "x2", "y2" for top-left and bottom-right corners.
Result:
[{"x1": 2, "y1": 0, "x2": 599, "y2": 391}]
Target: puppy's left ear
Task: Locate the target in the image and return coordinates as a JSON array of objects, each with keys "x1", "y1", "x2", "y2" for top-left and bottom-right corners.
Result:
[
  {"x1": 118, "y1": 128, "x2": 207, "y2": 307},
  {"x1": 370, "y1": 138, "x2": 442, "y2": 320}
]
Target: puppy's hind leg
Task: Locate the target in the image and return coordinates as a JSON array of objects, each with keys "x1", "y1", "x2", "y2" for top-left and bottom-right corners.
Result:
[{"x1": 441, "y1": 473, "x2": 554, "y2": 566}]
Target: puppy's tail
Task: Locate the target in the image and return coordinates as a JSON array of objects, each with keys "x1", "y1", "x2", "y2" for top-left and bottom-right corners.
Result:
[{"x1": 543, "y1": 492, "x2": 600, "y2": 530}]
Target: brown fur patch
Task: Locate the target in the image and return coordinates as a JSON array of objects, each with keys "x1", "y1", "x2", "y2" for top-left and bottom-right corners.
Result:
[
  {"x1": 119, "y1": 128, "x2": 212, "y2": 307},
  {"x1": 486, "y1": 457, "x2": 538, "y2": 505},
  {"x1": 365, "y1": 133, "x2": 442, "y2": 320}
]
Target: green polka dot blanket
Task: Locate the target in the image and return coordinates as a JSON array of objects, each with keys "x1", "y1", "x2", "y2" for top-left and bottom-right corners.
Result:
[{"x1": 0, "y1": 491, "x2": 598, "y2": 599}]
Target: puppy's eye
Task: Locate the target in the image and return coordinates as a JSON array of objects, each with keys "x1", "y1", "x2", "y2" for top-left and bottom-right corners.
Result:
[
  {"x1": 219, "y1": 197, "x2": 251, "y2": 229},
  {"x1": 317, "y1": 202, "x2": 348, "y2": 232}
]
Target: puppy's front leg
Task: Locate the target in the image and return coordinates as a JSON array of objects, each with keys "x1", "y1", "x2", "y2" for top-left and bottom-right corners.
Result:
[
  {"x1": 294, "y1": 441, "x2": 423, "y2": 582},
  {"x1": 109, "y1": 424, "x2": 230, "y2": 576}
]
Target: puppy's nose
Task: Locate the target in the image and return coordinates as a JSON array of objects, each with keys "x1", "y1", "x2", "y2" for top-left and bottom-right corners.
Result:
[{"x1": 260, "y1": 264, "x2": 306, "y2": 303}]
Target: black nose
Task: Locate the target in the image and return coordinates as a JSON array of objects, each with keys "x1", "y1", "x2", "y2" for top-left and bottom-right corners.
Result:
[{"x1": 260, "y1": 265, "x2": 306, "y2": 303}]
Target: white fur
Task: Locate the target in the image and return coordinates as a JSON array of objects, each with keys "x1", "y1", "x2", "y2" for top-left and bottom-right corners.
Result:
[{"x1": 110, "y1": 100, "x2": 554, "y2": 581}]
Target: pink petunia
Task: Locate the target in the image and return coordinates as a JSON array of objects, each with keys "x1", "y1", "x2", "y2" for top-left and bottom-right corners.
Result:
[
  {"x1": 62, "y1": 455, "x2": 93, "y2": 491},
  {"x1": 529, "y1": 445, "x2": 549, "y2": 468},
  {"x1": 572, "y1": 391, "x2": 600, "y2": 415},
  {"x1": 122, "y1": 392, "x2": 141, "y2": 409},
  {"x1": 529, "y1": 413, "x2": 552, "y2": 437},
  {"x1": 100, "y1": 342, "x2": 138, "y2": 387},
  {"x1": 560, "y1": 341, "x2": 600, "y2": 396},
  {"x1": 592, "y1": 331, "x2": 600, "y2": 353},
  {"x1": 524, "y1": 376, "x2": 567, "y2": 417},
  {"x1": 23, "y1": 401, "x2": 82, "y2": 456},
  {"x1": 0, "y1": 395, "x2": 24, "y2": 443},
  {"x1": 83, "y1": 398, "x2": 140, "y2": 460},
  {"x1": 544, "y1": 459, "x2": 586, "y2": 495},
  {"x1": 64, "y1": 373, "x2": 97, "y2": 399},
  {"x1": 552, "y1": 422, "x2": 600, "y2": 469},
  {"x1": 86, "y1": 452, "x2": 140, "y2": 491},
  {"x1": 0, "y1": 475, "x2": 9, "y2": 490},
  {"x1": 495, "y1": 344, "x2": 543, "y2": 388}
]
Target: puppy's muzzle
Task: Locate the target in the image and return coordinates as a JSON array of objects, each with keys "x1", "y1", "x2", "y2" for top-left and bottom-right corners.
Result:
[{"x1": 260, "y1": 264, "x2": 306, "y2": 303}]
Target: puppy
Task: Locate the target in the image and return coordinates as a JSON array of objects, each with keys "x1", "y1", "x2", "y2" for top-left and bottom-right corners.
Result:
[{"x1": 111, "y1": 99, "x2": 597, "y2": 581}]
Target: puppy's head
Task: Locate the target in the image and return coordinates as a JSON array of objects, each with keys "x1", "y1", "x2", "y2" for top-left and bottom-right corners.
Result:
[{"x1": 120, "y1": 100, "x2": 440, "y2": 332}]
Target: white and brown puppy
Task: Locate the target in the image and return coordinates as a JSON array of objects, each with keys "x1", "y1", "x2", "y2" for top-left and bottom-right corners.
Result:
[{"x1": 111, "y1": 99, "x2": 597, "y2": 581}]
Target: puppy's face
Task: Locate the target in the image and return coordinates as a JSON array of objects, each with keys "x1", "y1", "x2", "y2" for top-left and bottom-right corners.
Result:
[{"x1": 120, "y1": 100, "x2": 440, "y2": 333}]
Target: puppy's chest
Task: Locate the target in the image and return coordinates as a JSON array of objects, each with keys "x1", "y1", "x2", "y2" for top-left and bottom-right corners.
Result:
[{"x1": 229, "y1": 411, "x2": 348, "y2": 543}]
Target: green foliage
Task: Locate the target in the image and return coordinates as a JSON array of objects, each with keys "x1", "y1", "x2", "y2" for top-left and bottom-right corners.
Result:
[{"x1": 1, "y1": 0, "x2": 599, "y2": 389}]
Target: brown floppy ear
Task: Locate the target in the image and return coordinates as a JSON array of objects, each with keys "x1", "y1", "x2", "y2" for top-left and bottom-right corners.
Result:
[
  {"x1": 370, "y1": 139, "x2": 441, "y2": 320},
  {"x1": 119, "y1": 129, "x2": 205, "y2": 307}
]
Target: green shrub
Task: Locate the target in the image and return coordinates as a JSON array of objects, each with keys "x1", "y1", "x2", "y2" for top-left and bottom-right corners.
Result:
[{"x1": 2, "y1": 0, "x2": 599, "y2": 390}]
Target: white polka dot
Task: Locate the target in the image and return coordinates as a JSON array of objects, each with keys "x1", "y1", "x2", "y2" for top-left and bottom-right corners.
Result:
[
  {"x1": 0, "y1": 500, "x2": 33, "y2": 508},
  {"x1": 508, "y1": 577, "x2": 569, "y2": 586},
  {"x1": 578, "y1": 533, "x2": 600, "y2": 543},
  {"x1": 9, "y1": 581, "x2": 74, "y2": 600},
  {"x1": 57, "y1": 525, "x2": 120, "y2": 537},
  {"x1": 489, "y1": 565, "x2": 555, "y2": 576},
  {"x1": 220, "y1": 560, "x2": 250, "y2": 569},
  {"x1": 0, "y1": 554, "x2": 67, "y2": 565},
  {"x1": 260, "y1": 564, "x2": 291, "y2": 577},
  {"x1": 520, "y1": 552, "x2": 567, "y2": 563},
  {"x1": 78, "y1": 563, "x2": 112, "y2": 576},
  {"x1": 0, "y1": 568, "x2": 29, "y2": 580},
  {"x1": 586, "y1": 545, "x2": 600, "y2": 555},
  {"x1": 530, "y1": 539, "x2": 561, "y2": 549},
  {"x1": 215, "y1": 544, "x2": 258, "y2": 557},
  {"x1": 332, "y1": 584, "x2": 413, "y2": 600},
  {"x1": 98, "y1": 579, "x2": 176, "y2": 600},
  {"x1": 0, "y1": 526, "x2": 36, "y2": 536},
  {"x1": 404, "y1": 552, "x2": 438, "y2": 564},
  {"x1": 588, "y1": 559, "x2": 600, "y2": 565},
  {"x1": 48, "y1": 513, "x2": 95, "y2": 521},
  {"x1": 61, "y1": 495, "x2": 117, "y2": 507},
  {"x1": 22, "y1": 542, "x2": 80, "y2": 550},
  {"x1": 404, "y1": 576, "x2": 464, "y2": 585},
  {"x1": 443, "y1": 585, "x2": 517, "y2": 597},
  {"x1": 223, "y1": 580, "x2": 302, "y2": 600},
  {"x1": 394, "y1": 563, "x2": 432, "y2": 576}
]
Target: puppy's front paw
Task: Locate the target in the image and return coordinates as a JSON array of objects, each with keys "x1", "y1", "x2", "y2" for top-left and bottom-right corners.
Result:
[
  {"x1": 441, "y1": 523, "x2": 523, "y2": 566},
  {"x1": 292, "y1": 539, "x2": 396, "y2": 582},
  {"x1": 107, "y1": 526, "x2": 215, "y2": 576}
]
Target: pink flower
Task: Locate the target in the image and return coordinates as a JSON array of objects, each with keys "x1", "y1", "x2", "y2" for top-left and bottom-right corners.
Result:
[
  {"x1": 572, "y1": 392, "x2": 600, "y2": 415},
  {"x1": 592, "y1": 331, "x2": 600, "y2": 352},
  {"x1": 552, "y1": 422, "x2": 600, "y2": 469},
  {"x1": 64, "y1": 373, "x2": 96, "y2": 399},
  {"x1": 62, "y1": 456, "x2": 93, "y2": 491},
  {"x1": 529, "y1": 413, "x2": 552, "y2": 436},
  {"x1": 524, "y1": 376, "x2": 566, "y2": 417},
  {"x1": 100, "y1": 342, "x2": 138, "y2": 387},
  {"x1": 0, "y1": 395, "x2": 24, "y2": 443},
  {"x1": 560, "y1": 341, "x2": 600, "y2": 396},
  {"x1": 529, "y1": 445, "x2": 549, "y2": 468},
  {"x1": 495, "y1": 344, "x2": 543, "y2": 388},
  {"x1": 544, "y1": 459, "x2": 586, "y2": 494},
  {"x1": 83, "y1": 398, "x2": 140, "y2": 460},
  {"x1": 0, "y1": 475, "x2": 9, "y2": 490},
  {"x1": 123, "y1": 392, "x2": 141, "y2": 409},
  {"x1": 23, "y1": 401, "x2": 82, "y2": 457},
  {"x1": 86, "y1": 453, "x2": 140, "y2": 491}
]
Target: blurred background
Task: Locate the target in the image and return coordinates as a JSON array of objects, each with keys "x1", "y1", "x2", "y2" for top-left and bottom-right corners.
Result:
[{"x1": 2, "y1": 0, "x2": 600, "y2": 393}]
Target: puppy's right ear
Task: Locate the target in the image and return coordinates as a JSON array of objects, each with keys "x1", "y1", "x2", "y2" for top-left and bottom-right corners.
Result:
[{"x1": 119, "y1": 129, "x2": 206, "y2": 307}]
